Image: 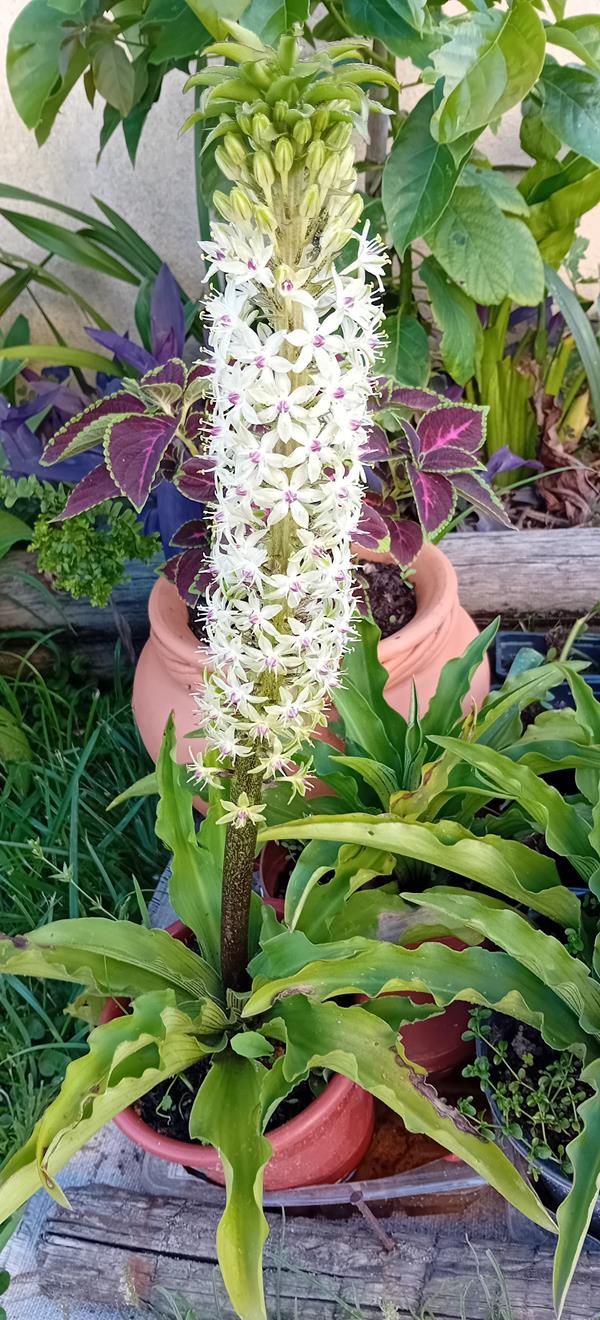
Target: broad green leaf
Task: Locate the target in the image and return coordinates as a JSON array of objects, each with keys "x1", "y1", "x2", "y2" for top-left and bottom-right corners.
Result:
[
  {"x1": 268, "y1": 997, "x2": 557, "y2": 1233},
  {"x1": 547, "y1": 16, "x2": 600, "y2": 73},
  {"x1": 339, "y1": 617, "x2": 409, "y2": 761},
  {"x1": 259, "y1": 815, "x2": 579, "y2": 926},
  {"x1": 461, "y1": 165, "x2": 530, "y2": 217},
  {"x1": 379, "y1": 311, "x2": 430, "y2": 387},
  {"x1": 0, "y1": 211, "x2": 137, "y2": 285},
  {"x1": 190, "y1": 1054, "x2": 270, "y2": 1320},
  {"x1": 343, "y1": 0, "x2": 438, "y2": 59},
  {"x1": 155, "y1": 717, "x2": 223, "y2": 973},
  {"x1": 538, "y1": 64, "x2": 600, "y2": 167},
  {"x1": 554, "y1": 1058, "x2": 600, "y2": 1315},
  {"x1": 7, "y1": 2, "x2": 67, "y2": 130},
  {"x1": 231, "y1": 1031, "x2": 274, "y2": 1059},
  {"x1": 330, "y1": 756, "x2": 398, "y2": 809},
  {"x1": 430, "y1": 0, "x2": 545, "y2": 144},
  {"x1": 0, "y1": 991, "x2": 207, "y2": 1223},
  {"x1": 430, "y1": 187, "x2": 543, "y2": 307},
  {"x1": 0, "y1": 344, "x2": 112, "y2": 373},
  {"x1": 0, "y1": 510, "x2": 32, "y2": 561},
  {"x1": 432, "y1": 737, "x2": 597, "y2": 880},
  {"x1": 92, "y1": 43, "x2": 136, "y2": 119},
  {"x1": 528, "y1": 168, "x2": 600, "y2": 244},
  {"x1": 328, "y1": 885, "x2": 479, "y2": 944},
  {"x1": 182, "y1": 0, "x2": 251, "y2": 39},
  {"x1": 421, "y1": 618, "x2": 497, "y2": 740},
  {"x1": 544, "y1": 265, "x2": 600, "y2": 428},
  {"x1": 521, "y1": 92, "x2": 562, "y2": 161},
  {"x1": 404, "y1": 888, "x2": 600, "y2": 1037},
  {"x1": 475, "y1": 659, "x2": 585, "y2": 738},
  {"x1": 242, "y1": 0, "x2": 310, "y2": 42},
  {"x1": 0, "y1": 917, "x2": 223, "y2": 1004},
  {"x1": 382, "y1": 92, "x2": 462, "y2": 257},
  {"x1": 248, "y1": 929, "x2": 587, "y2": 1055},
  {"x1": 420, "y1": 255, "x2": 483, "y2": 385},
  {"x1": 289, "y1": 844, "x2": 396, "y2": 942}
]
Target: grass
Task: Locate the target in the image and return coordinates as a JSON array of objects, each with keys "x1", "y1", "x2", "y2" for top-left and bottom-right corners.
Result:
[{"x1": 0, "y1": 632, "x2": 167, "y2": 1171}]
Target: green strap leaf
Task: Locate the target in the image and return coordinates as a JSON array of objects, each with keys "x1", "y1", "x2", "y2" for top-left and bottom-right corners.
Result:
[
  {"x1": 0, "y1": 210, "x2": 137, "y2": 285},
  {"x1": 269, "y1": 998, "x2": 557, "y2": 1234},
  {"x1": 155, "y1": 716, "x2": 224, "y2": 973},
  {"x1": 554, "y1": 1058, "x2": 600, "y2": 1316},
  {"x1": 246, "y1": 930, "x2": 587, "y2": 1055},
  {"x1": 420, "y1": 618, "x2": 497, "y2": 742},
  {"x1": 259, "y1": 814, "x2": 579, "y2": 927},
  {"x1": 404, "y1": 888, "x2": 600, "y2": 1038},
  {"x1": 287, "y1": 843, "x2": 396, "y2": 941},
  {"x1": 544, "y1": 265, "x2": 600, "y2": 429},
  {"x1": 338, "y1": 616, "x2": 408, "y2": 766},
  {"x1": 190, "y1": 1053, "x2": 271, "y2": 1320},
  {"x1": 432, "y1": 736, "x2": 597, "y2": 880},
  {"x1": 0, "y1": 344, "x2": 112, "y2": 373},
  {"x1": 0, "y1": 917, "x2": 223, "y2": 1004},
  {"x1": 0, "y1": 990, "x2": 209, "y2": 1223}
]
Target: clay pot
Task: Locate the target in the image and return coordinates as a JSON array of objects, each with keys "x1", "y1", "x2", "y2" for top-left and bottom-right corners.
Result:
[
  {"x1": 132, "y1": 543, "x2": 488, "y2": 764},
  {"x1": 355, "y1": 542, "x2": 489, "y2": 716},
  {"x1": 259, "y1": 841, "x2": 290, "y2": 919},
  {"x1": 101, "y1": 921, "x2": 375, "y2": 1190},
  {"x1": 396, "y1": 937, "x2": 473, "y2": 1080}
]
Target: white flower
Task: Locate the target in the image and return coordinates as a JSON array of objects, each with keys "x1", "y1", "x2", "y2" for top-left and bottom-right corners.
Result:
[
  {"x1": 341, "y1": 221, "x2": 388, "y2": 288},
  {"x1": 251, "y1": 374, "x2": 317, "y2": 442},
  {"x1": 286, "y1": 308, "x2": 342, "y2": 375},
  {"x1": 255, "y1": 466, "x2": 318, "y2": 528},
  {"x1": 218, "y1": 792, "x2": 267, "y2": 830}
]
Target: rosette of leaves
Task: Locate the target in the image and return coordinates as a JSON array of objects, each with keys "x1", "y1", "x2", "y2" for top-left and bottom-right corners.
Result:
[
  {"x1": 354, "y1": 386, "x2": 510, "y2": 564},
  {"x1": 41, "y1": 358, "x2": 214, "y2": 604}
]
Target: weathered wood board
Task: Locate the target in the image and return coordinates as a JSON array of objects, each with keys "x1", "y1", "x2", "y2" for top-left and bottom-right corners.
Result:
[
  {"x1": 445, "y1": 528, "x2": 600, "y2": 616},
  {"x1": 38, "y1": 1184, "x2": 600, "y2": 1319}
]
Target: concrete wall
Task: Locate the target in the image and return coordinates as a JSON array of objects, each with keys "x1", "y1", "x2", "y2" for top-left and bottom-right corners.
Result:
[{"x1": 0, "y1": 0, "x2": 598, "y2": 345}]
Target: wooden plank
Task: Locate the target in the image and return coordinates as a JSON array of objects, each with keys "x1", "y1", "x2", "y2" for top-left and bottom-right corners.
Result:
[
  {"x1": 445, "y1": 528, "x2": 600, "y2": 616},
  {"x1": 37, "y1": 1184, "x2": 600, "y2": 1319}
]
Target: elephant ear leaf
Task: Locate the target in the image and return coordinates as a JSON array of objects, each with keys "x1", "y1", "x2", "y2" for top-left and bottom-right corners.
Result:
[
  {"x1": 190, "y1": 1053, "x2": 271, "y2": 1320},
  {"x1": 0, "y1": 991, "x2": 208, "y2": 1224},
  {"x1": 554, "y1": 1059, "x2": 600, "y2": 1318},
  {"x1": 270, "y1": 998, "x2": 556, "y2": 1235}
]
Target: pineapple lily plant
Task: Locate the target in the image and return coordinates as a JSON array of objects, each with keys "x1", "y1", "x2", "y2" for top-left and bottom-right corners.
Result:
[{"x1": 0, "y1": 22, "x2": 587, "y2": 1320}]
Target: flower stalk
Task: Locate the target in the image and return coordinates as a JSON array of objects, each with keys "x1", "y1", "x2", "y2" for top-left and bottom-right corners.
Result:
[{"x1": 186, "y1": 25, "x2": 392, "y2": 988}]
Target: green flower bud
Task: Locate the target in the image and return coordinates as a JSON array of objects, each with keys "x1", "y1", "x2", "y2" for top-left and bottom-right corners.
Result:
[
  {"x1": 213, "y1": 190, "x2": 233, "y2": 221},
  {"x1": 278, "y1": 33, "x2": 297, "y2": 75},
  {"x1": 319, "y1": 153, "x2": 339, "y2": 191},
  {"x1": 273, "y1": 100, "x2": 289, "y2": 126},
  {"x1": 306, "y1": 139, "x2": 325, "y2": 178},
  {"x1": 325, "y1": 122, "x2": 353, "y2": 151},
  {"x1": 254, "y1": 204, "x2": 277, "y2": 236},
  {"x1": 312, "y1": 109, "x2": 330, "y2": 134},
  {"x1": 340, "y1": 194, "x2": 363, "y2": 228},
  {"x1": 251, "y1": 112, "x2": 275, "y2": 148},
  {"x1": 223, "y1": 133, "x2": 247, "y2": 166},
  {"x1": 274, "y1": 136, "x2": 294, "y2": 180},
  {"x1": 301, "y1": 183, "x2": 320, "y2": 219},
  {"x1": 339, "y1": 145, "x2": 356, "y2": 177},
  {"x1": 293, "y1": 118, "x2": 312, "y2": 147},
  {"x1": 214, "y1": 146, "x2": 240, "y2": 183},
  {"x1": 230, "y1": 186, "x2": 254, "y2": 223},
  {"x1": 253, "y1": 149, "x2": 276, "y2": 195},
  {"x1": 237, "y1": 113, "x2": 253, "y2": 135}
]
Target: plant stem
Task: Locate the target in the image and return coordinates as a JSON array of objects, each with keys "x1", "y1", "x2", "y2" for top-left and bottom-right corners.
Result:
[{"x1": 220, "y1": 756, "x2": 263, "y2": 992}]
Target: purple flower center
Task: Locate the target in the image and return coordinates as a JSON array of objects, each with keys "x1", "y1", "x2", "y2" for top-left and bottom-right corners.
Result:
[
  {"x1": 255, "y1": 355, "x2": 266, "y2": 368},
  {"x1": 282, "y1": 279, "x2": 294, "y2": 294},
  {"x1": 247, "y1": 259, "x2": 257, "y2": 272},
  {"x1": 334, "y1": 387, "x2": 345, "y2": 400},
  {"x1": 284, "y1": 489, "x2": 297, "y2": 504},
  {"x1": 278, "y1": 399, "x2": 290, "y2": 413},
  {"x1": 314, "y1": 334, "x2": 325, "y2": 348},
  {"x1": 228, "y1": 391, "x2": 241, "y2": 405}
]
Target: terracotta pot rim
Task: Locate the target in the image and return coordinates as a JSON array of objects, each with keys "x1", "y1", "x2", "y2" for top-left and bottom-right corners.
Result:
[
  {"x1": 148, "y1": 574, "x2": 210, "y2": 677},
  {"x1": 354, "y1": 542, "x2": 458, "y2": 661},
  {"x1": 102, "y1": 920, "x2": 361, "y2": 1169}
]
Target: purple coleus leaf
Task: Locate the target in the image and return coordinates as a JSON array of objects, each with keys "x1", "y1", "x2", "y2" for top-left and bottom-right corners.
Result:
[
  {"x1": 42, "y1": 391, "x2": 145, "y2": 465},
  {"x1": 453, "y1": 472, "x2": 513, "y2": 527},
  {"x1": 397, "y1": 419, "x2": 421, "y2": 462},
  {"x1": 388, "y1": 517, "x2": 423, "y2": 566},
  {"x1": 388, "y1": 386, "x2": 440, "y2": 412},
  {"x1": 354, "y1": 503, "x2": 391, "y2": 554},
  {"x1": 167, "y1": 549, "x2": 212, "y2": 606},
  {"x1": 142, "y1": 358, "x2": 187, "y2": 392},
  {"x1": 85, "y1": 327, "x2": 156, "y2": 376},
  {"x1": 57, "y1": 463, "x2": 120, "y2": 519},
  {"x1": 151, "y1": 264, "x2": 185, "y2": 362},
  {"x1": 407, "y1": 466, "x2": 456, "y2": 534},
  {"x1": 421, "y1": 446, "x2": 484, "y2": 474},
  {"x1": 106, "y1": 414, "x2": 177, "y2": 512},
  {"x1": 418, "y1": 405, "x2": 485, "y2": 456},
  {"x1": 170, "y1": 519, "x2": 209, "y2": 550},
  {"x1": 175, "y1": 456, "x2": 216, "y2": 503},
  {"x1": 360, "y1": 424, "x2": 391, "y2": 463}
]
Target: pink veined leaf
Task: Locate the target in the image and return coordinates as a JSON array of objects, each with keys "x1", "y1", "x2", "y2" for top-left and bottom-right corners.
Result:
[
  {"x1": 420, "y1": 446, "x2": 482, "y2": 474},
  {"x1": 182, "y1": 407, "x2": 206, "y2": 444},
  {"x1": 388, "y1": 386, "x2": 441, "y2": 412},
  {"x1": 170, "y1": 519, "x2": 209, "y2": 550},
  {"x1": 453, "y1": 472, "x2": 513, "y2": 528},
  {"x1": 407, "y1": 465, "x2": 455, "y2": 534},
  {"x1": 141, "y1": 359, "x2": 187, "y2": 391},
  {"x1": 106, "y1": 414, "x2": 177, "y2": 512},
  {"x1": 175, "y1": 456, "x2": 216, "y2": 503},
  {"x1": 398, "y1": 419, "x2": 421, "y2": 462},
  {"x1": 163, "y1": 557, "x2": 178, "y2": 583},
  {"x1": 354, "y1": 502, "x2": 391, "y2": 553},
  {"x1": 42, "y1": 392, "x2": 145, "y2": 465},
  {"x1": 187, "y1": 362, "x2": 212, "y2": 384},
  {"x1": 360, "y1": 424, "x2": 391, "y2": 463},
  {"x1": 56, "y1": 463, "x2": 120, "y2": 520},
  {"x1": 174, "y1": 549, "x2": 212, "y2": 605},
  {"x1": 418, "y1": 405, "x2": 485, "y2": 456},
  {"x1": 388, "y1": 518, "x2": 423, "y2": 566}
]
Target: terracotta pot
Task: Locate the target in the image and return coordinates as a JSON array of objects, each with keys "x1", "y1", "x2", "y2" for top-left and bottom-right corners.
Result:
[
  {"x1": 133, "y1": 543, "x2": 488, "y2": 764},
  {"x1": 101, "y1": 921, "x2": 375, "y2": 1190},
  {"x1": 354, "y1": 542, "x2": 489, "y2": 717},
  {"x1": 397, "y1": 937, "x2": 473, "y2": 1080}
]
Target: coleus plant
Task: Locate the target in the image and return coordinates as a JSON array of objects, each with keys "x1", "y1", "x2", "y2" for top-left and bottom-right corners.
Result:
[
  {"x1": 355, "y1": 385, "x2": 511, "y2": 563},
  {"x1": 0, "y1": 22, "x2": 565, "y2": 1320}
]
